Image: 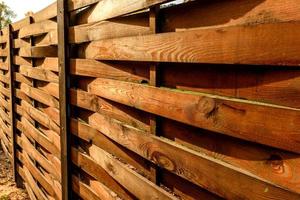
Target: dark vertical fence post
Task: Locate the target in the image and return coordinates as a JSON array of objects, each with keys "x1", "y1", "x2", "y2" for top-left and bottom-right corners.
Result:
[
  {"x1": 8, "y1": 24, "x2": 19, "y2": 186},
  {"x1": 58, "y1": 0, "x2": 72, "y2": 199},
  {"x1": 149, "y1": 6, "x2": 161, "y2": 184}
]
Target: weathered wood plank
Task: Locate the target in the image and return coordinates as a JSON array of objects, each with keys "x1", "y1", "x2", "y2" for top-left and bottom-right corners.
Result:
[
  {"x1": 71, "y1": 89, "x2": 149, "y2": 131},
  {"x1": 161, "y1": 65, "x2": 300, "y2": 108},
  {"x1": 19, "y1": 20, "x2": 57, "y2": 38},
  {"x1": 161, "y1": 0, "x2": 300, "y2": 32},
  {"x1": 16, "y1": 133, "x2": 61, "y2": 181},
  {"x1": 71, "y1": 118, "x2": 152, "y2": 178},
  {"x1": 81, "y1": 21, "x2": 300, "y2": 66},
  {"x1": 72, "y1": 176, "x2": 102, "y2": 200},
  {"x1": 86, "y1": 112, "x2": 300, "y2": 199},
  {"x1": 19, "y1": 83, "x2": 59, "y2": 108},
  {"x1": 19, "y1": 65, "x2": 59, "y2": 83},
  {"x1": 19, "y1": 46, "x2": 57, "y2": 58},
  {"x1": 77, "y1": 0, "x2": 171, "y2": 24},
  {"x1": 88, "y1": 78, "x2": 300, "y2": 153},
  {"x1": 73, "y1": 147, "x2": 176, "y2": 199},
  {"x1": 69, "y1": 18, "x2": 150, "y2": 44},
  {"x1": 162, "y1": 118, "x2": 300, "y2": 194}
]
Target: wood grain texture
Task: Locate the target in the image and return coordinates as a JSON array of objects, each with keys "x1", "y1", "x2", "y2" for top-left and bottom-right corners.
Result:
[
  {"x1": 88, "y1": 78, "x2": 300, "y2": 153},
  {"x1": 85, "y1": 112, "x2": 300, "y2": 199},
  {"x1": 82, "y1": 21, "x2": 300, "y2": 66},
  {"x1": 77, "y1": 0, "x2": 171, "y2": 24}
]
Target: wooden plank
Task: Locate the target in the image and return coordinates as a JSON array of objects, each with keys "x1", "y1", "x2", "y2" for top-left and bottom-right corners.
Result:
[
  {"x1": 19, "y1": 65, "x2": 59, "y2": 83},
  {"x1": 23, "y1": 165, "x2": 48, "y2": 200},
  {"x1": 160, "y1": 0, "x2": 300, "y2": 32},
  {"x1": 16, "y1": 133, "x2": 61, "y2": 182},
  {"x1": 72, "y1": 176, "x2": 102, "y2": 200},
  {"x1": 71, "y1": 59, "x2": 148, "y2": 83},
  {"x1": 19, "y1": 46, "x2": 57, "y2": 58},
  {"x1": 161, "y1": 118, "x2": 300, "y2": 194},
  {"x1": 86, "y1": 112, "x2": 300, "y2": 199},
  {"x1": 81, "y1": 21, "x2": 300, "y2": 66},
  {"x1": 19, "y1": 100, "x2": 60, "y2": 134},
  {"x1": 71, "y1": 118, "x2": 152, "y2": 178},
  {"x1": 19, "y1": 20, "x2": 57, "y2": 38},
  {"x1": 68, "y1": 0, "x2": 99, "y2": 11},
  {"x1": 71, "y1": 89, "x2": 149, "y2": 131},
  {"x1": 33, "y1": 2, "x2": 57, "y2": 23},
  {"x1": 19, "y1": 83, "x2": 59, "y2": 108},
  {"x1": 11, "y1": 17, "x2": 31, "y2": 31},
  {"x1": 36, "y1": 57, "x2": 59, "y2": 72},
  {"x1": 72, "y1": 147, "x2": 135, "y2": 199},
  {"x1": 21, "y1": 151, "x2": 58, "y2": 198},
  {"x1": 72, "y1": 147, "x2": 176, "y2": 199},
  {"x1": 69, "y1": 18, "x2": 150, "y2": 44},
  {"x1": 161, "y1": 64, "x2": 300, "y2": 109},
  {"x1": 89, "y1": 179, "x2": 119, "y2": 200},
  {"x1": 20, "y1": 117, "x2": 60, "y2": 158},
  {"x1": 88, "y1": 78, "x2": 300, "y2": 153},
  {"x1": 77, "y1": 0, "x2": 172, "y2": 24},
  {"x1": 36, "y1": 82, "x2": 59, "y2": 99},
  {"x1": 34, "y1": 30, "x2": 58, "y2": 46}
]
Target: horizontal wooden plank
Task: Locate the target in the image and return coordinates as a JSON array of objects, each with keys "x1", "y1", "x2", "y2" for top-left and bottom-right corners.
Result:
[
  {"x1": 20, "y1": 151, "x2": 58, "y2": 198},
  {"x1": 162, "y1": 118, "x2": 300, "y2": 194},
  {"x1": 88, "y1": 78, "x2": 300, "y2": 153},
  {"x1": 19, "y1": 83, "x2": 59, "y2": 108},
  {"x1": 70, "y1": 18, "x2": 150, "y2": 44},
  {"x1": 34, "y1": 30, "x2": 58, "y2": 46},
  {"x1": 72, "y1": 175, "x2": 102, "y2": 200},
  {"x1": 71, "y1": 118, "x2": 152, "y2": 178},
  {"x1": 19, "y1": 46, "x2": 57, "y2": 58},
  {"x1": 16, "y1": 132, "x2": 61, "y2": 182},
  {"x1": 85, "y1": 112, "x2": 300, "y2": 199},
  {"x1": 89, "y1": 179, "x2": 119, "y2": 200},
  {"x1": 19, "y1": 20, "x2": 57, "y2": 38},
  {"x1": 33, "y1": 2, "x2": 57, "y2": 22},
  {"x1": 19, "y1": 65, "x2": 59, "y2": 83},
  {"x1": 73, "y1": 147, "x2": 176, "y2": 199},
  {"x1": 36, "y1": 82, "x2": 59, "y2": 99},
  {"x1": 161, "y1": 0, "x2": 300, "y2": 32},
  {"x1": 81, "y1": 21, "x2": 300, "y2": 65},
  {"x1": 14, "y1": 39, "x2": 28, "y2": 49},
  {"x1": 161, "y1": 65, "x2": 300, "y2": 108},
  {"x1": 19, "y1": 117, "x2": 60, "y2": 158},
  {"x1": 18, "y1": 100, "x2": 60, "y2": 134},
  {"x1": 13, "y1": 56, "x2": 32, "y2": 66},
  {"x1": 36, "y1": 57, "x2": 58, "y2": 72},
  {"x1": 71, "y1": 59, "x2": 148, "y2": 82},
  {"x1": 71, "y1": 89, "x2": 149, "y2": 131},
  {"x1": 77, "y1": 0, "x2": 171, "y2": 24},
  {"x1": 68, "y1": 0, "x2": 99, "y2": 11},
  {"x1": 11, "y1": 17, "x2": 31, "y2": 31}
]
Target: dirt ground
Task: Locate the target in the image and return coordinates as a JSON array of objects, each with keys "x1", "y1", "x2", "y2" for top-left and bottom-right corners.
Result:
[{"x1": 0, "y1": 147, "x2": 28, "y2": 200}]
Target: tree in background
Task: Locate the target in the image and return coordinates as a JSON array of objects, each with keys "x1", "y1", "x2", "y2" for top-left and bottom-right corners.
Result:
[{"x1": 0, "y1": 1, "x2": 16, "y2": 29}]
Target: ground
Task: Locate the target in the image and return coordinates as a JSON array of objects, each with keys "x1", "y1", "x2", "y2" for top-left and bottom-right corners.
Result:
[{"x1": 0, "y1": 147, "x2": 28, "y2": 200}]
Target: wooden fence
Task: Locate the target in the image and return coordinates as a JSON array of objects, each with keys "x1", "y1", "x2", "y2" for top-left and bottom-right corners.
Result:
[{"x1": 0, "y1": 0, "x2": 299, "y2": 199}]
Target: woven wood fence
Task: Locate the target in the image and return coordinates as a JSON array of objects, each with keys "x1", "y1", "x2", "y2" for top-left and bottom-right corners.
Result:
[{"x1": 0, "y1": 0, "x2": 299, "y2": 199}]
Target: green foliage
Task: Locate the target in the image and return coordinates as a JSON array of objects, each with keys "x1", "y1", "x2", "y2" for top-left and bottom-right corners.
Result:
[
  {"x1": 0, "y1": 1, "x2": 16, "y2": 29},
  {"x1": 0, "y1": 194, "x2": 9, "y2": 200}
]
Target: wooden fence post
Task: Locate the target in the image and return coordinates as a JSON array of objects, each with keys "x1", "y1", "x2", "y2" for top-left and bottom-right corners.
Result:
[
  {"x1": 58, "y1": 0, "x2": 72, "y2": 199},
  {"x1": 149, "y1": 6, "x2": 161, "y2": 184},
  {"x1": 8, "y1": 24, "x2": 21, "y2": 187}
]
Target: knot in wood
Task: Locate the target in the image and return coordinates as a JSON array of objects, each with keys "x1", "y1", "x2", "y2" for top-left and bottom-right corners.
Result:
[{"x1": 196, "y1": 97, "x2": 217, "y2": 118}]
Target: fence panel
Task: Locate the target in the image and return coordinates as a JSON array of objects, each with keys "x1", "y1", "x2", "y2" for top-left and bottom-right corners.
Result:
[{"x1": 0, "y1": 0, "x2": 299, "y2": 199}]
